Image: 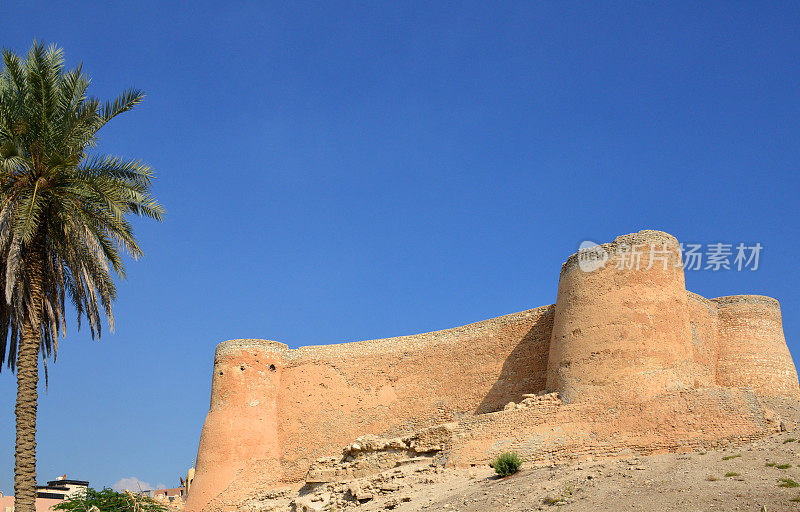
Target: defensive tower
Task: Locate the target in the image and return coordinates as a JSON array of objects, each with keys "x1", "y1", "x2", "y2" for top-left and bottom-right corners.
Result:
[
  {"x1": 546, "y1": 231, "x2": 700, "y2": 402},
  {"x1": 714, "y1": 295, "x2": 800, "y2": 398},
  {"x1": 187, "y1": 339, "x2": 287, "y2": 511}
]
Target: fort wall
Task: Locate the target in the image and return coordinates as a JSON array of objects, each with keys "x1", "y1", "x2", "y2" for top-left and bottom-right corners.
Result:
[
  {"x1": 189, "y1": 306, "x2": 555, "y2": 509},
  {"x1": 686, "y1": 291, "x2": 720, "y2": 386},
  {"x1": 186, "y1": 230, "x2": 800, "y2": 512},
  {"x1": 278, "y1": 305, "x2": 553, "y2": 481},
  {"x1": 447, "y1": 387, "x2": 776, "y2": 468}
]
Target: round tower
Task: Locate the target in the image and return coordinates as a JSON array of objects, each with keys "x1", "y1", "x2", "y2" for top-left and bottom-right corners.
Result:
[
  {"x1": 186, "y1": 339, "x2": 287, "y2": 512},
  {"x1": 713, "y1": 295, "x2": 800, "y2": 398},
  {"x1": 546, "y1": 230, "x2": 701, "y2": 403}
]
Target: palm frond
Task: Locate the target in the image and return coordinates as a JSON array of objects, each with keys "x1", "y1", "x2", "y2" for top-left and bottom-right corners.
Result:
[{"x1": 0, "y1": 41, "x2": 162, "y2": 374}]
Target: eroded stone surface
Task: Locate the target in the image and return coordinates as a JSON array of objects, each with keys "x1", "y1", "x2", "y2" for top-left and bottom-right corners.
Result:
[{"x1": 306, "y1": 423, "x2": 456, "y2": 483}]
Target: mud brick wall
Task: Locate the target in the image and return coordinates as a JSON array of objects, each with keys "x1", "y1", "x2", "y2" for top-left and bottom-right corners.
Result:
[
  {"x1": 445, "y1": 388, "x2": 776, "y2": 467},
  {"x1": 687, "y1": 291, "x2": 720, "y2": 387},
  {"x1": 188, "y1": 305, "x2": 554, "y2": 511},
  {"x1": 277, "y1": 304, "x2": 554, "y2": 482}
]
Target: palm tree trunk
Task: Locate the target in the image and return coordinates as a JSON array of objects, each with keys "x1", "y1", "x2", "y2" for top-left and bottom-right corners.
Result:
[
  {"x1": 14, "y1": 237, "x2": 44, "y2": 512},
  {"x1": 14, "y1": 319, "x2": 40, "y2": 512}
]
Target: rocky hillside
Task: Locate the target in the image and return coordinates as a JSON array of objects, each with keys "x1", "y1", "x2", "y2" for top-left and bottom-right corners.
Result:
[{"x1": 247, "y1": 398, "x2": 800, "y2": 511}]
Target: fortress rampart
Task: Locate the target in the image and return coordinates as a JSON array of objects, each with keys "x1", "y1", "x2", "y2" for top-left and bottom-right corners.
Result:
[{"x1": 186, "y1": 230, "x2": 799, "y2": 512}]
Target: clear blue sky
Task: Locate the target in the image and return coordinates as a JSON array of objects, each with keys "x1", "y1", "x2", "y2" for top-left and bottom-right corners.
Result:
[{"x1": 1, "y1": 0, "x2": 799, "y2": 493}]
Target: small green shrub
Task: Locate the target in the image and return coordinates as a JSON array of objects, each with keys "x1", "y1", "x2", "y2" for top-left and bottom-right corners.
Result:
[
  {"x1": 542, "y1": 496, "x2": 563, "y2": 506},
  {"x1": 766, "y1": 462, "x2": 777, "y2": 467},
  {"x1": 790, "y1": 496, "x2": 800, "y2": 502},
  {"x1": 784, "y1": 438, "x2": 796, "y2": 444},
  {"x1": 722, "y1": 454, "x2": 741, "y2": 460},
  {"x1": 54, "y1": 488, "x2": 166, "y2": 512},
  {"x1": 779, "y1": 478, "x2": 800, "y2": 488},
  {"x1": 698, "y1": 451, "x2": 707, "y2": 455},
  {"x1": 725, "y1": 472, "x2": 740, "y2": 478},
  {"x1": 706, "y1": 475, "x2": 719, "y2": 481},
  {"x1": 490, "y1": 451, "x2": 523, "y2": 477},
  {"x1": 777, "y1": 464, "x2": 793, "y2": 469}
]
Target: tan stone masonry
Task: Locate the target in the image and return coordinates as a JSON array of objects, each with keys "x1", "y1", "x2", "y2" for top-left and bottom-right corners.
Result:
[{"x1": 186, "y1": 230, "x2": 799, "y2": 512}]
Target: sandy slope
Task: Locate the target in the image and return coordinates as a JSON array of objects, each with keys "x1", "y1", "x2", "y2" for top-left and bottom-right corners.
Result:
[
  {"x1": 310, "y1": 430, "x2": 799, "y2": 512},
  {"x1": 277, "y1": 398, "x2": 800, "y2": 511}
]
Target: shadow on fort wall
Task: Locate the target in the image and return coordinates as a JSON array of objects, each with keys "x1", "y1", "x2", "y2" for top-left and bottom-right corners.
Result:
[{"x1": 475, "y1": 305, "x2": 554, "y2": 414}]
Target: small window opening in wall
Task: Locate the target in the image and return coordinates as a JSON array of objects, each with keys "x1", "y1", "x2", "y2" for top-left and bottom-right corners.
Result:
[
  {"x1": 218, "y1": 371, "x2": 223, "y2": 376},
  {"x1": 240, "y1": 365, "x2": 246, "y2": 371},
  {"x1": 269, "y1": 364, "x2": 276, "y2": 372}
]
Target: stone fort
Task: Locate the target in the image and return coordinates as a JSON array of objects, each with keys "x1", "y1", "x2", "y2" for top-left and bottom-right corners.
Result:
[{"x1": 186, "y1": 230, "x2": 799, "y2": 512}]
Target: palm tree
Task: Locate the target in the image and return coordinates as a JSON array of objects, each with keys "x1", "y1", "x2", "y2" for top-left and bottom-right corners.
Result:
[{"x1": 0, "y1": 42, "x2": 163, "y2": 512}]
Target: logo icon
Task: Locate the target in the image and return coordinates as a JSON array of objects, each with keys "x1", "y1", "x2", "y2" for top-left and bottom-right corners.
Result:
[{"x1": 577, "y1": 240, "x2": 608, "y2": 272}]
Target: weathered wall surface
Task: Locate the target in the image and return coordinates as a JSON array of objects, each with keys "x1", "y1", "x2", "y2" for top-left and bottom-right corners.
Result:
[
  {"x1": 446, "y1": 388, "x2": 777, "y2": 467},
  {"x1": 186, "y1": 230, "x2": 800, "y2": 512},
  {"x1": 278, "y1": 304, "x2": 554, "y2": 482},
  {"x1": 187, "y1": 306, "x2": 554, "y2": 511},
  {"x1": 714, "y1": 295, "x2": 800, "y2": 398},
  {"x1": 686, "y1": 292, "x2": 720, "y2": 386}
]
